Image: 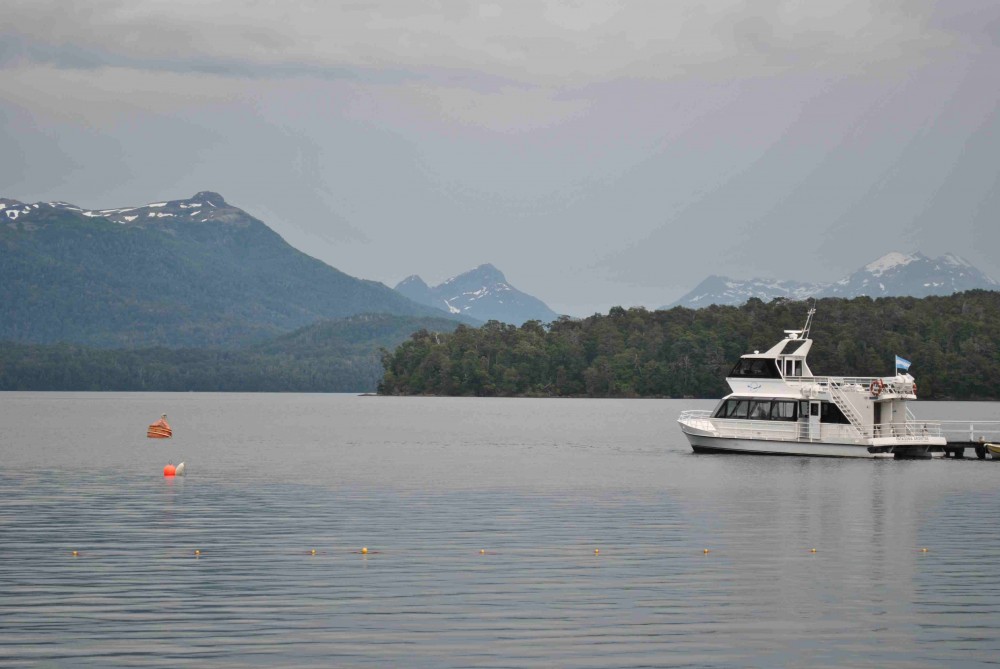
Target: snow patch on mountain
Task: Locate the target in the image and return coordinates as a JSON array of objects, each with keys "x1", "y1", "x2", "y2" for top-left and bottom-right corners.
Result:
[
  {"x1": 864, "y1": 252, "x2": 917, "y2": 276},
  {"x1": 942, "y1": 253, "x2": 972, "y2": 267},
  {"x1": 1, "y1": 192, "x2": 235, "y2": 227}
]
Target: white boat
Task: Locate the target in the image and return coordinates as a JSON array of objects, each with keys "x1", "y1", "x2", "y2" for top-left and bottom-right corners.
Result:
[{"x1": 677, "y1": 308, "x2": 945, "y2": 459}]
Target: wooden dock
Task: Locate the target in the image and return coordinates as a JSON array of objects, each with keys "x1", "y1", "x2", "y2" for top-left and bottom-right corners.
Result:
[{"x1": 937, "y1": 421, "x2": 1000, "y2": 459}]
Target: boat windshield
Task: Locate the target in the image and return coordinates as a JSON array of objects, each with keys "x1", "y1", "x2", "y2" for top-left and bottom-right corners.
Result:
[{"x1": 729, "y1": 358, "x2": 782, "y2": 379}]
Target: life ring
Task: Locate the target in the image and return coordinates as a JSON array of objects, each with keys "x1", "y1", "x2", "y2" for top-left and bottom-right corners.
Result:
[{"x1": 870, "y1": 379, "x2": 885, "y2": 397}]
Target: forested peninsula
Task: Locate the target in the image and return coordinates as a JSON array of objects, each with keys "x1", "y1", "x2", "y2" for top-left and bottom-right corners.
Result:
[
  {"x1": 3, "y1": 292, "x2": 997, "y2": 397},
  {"x1": 379, "y1": 291, "x2": 1000, "y2": 400},
  {"x1": 0, "y1": 314, "x2": 459, "y2": 392}
]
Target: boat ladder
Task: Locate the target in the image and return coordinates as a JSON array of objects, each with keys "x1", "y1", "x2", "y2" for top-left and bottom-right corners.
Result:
[{"x1": 829, "y1": 382, "x2": 866, "y2": 438}]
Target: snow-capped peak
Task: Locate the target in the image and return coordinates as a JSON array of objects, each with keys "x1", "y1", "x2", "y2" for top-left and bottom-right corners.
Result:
[
  {"x1": 1, "y1": 192, "x2": 242, "y2": 228},
  {"x1": 394, "y1": 263, "x2": 558, "y2": 325},
  {"x1": 665, "y1": 250, "x2": 998, "y2": 308},
  {"x1": 863, "y1": 252, "x2": 919, "y2": 276},
  {"x1": 441, "y1": 263, "x2": 506, "y2": 287}
]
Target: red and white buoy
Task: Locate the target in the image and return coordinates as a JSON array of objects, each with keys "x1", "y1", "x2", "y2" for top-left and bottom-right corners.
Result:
[{"x1": 163, "y1": 461, "x2": 185, "y2": 477}]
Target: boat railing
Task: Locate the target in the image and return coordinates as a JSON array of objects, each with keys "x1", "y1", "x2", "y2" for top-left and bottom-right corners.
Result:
[
  {"x1": 935, "y1": 421, "x2": 1000, "y2": 444},
  {"x1": 872, "y1": 420, "x2": 942, "y2": 441},
  {"x1": 786, "y1": 375, "x2": 879, "y2": 387},
  {"x1": 678, "y1": 409, "x2": 713, "y2": 421},
  {"x1": 705, "y1": 418, "x2": 806, "y2": 442},
  {"x1": 786, "y1": 376, "x2": 916, "y2": 396},
  {"x1": 680, "y1": 411, "x2": 853, "y2": 443}
]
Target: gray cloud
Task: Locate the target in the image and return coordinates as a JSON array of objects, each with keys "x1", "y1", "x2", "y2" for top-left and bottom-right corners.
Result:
[
  {"x1": 0, "y1": 1, "x2": 958, "y2": 82},
  {"x1": 2, "y1": 1, "x2": 998, "y2": 315}
]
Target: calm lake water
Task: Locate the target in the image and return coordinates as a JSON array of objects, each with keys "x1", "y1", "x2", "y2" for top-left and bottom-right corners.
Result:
[{"x1": 1, "y1": 393, "x2": 999, "y2": 668}]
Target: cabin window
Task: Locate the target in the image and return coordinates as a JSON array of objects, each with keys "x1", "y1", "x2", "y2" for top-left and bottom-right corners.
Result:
[
  {"x1": 717, "y1": 398, "x2": 799, "y2": 421},
  {"x1": 794, "y1": 360, "x2": 802, "y2": 376},
  {"x1": 729, "y1": 358, "x2": 782, "y2": 379},
  {"x1": 728, "y1": 400, "x2": 750, "y2": 418},
  {"x1": 820, "y1": 402, "x2": 851, "y2": 424},
  {"x1": 771, "y1": 401, "x2": 797, "y2": 421},
  {"x1": 715, "y1": 399, "x2": 750, "y2": 418},
  {"x1": 799, "y1": 400, "x2": 808, "y2": 416},
  {"x1": 748, "y1": 400, "x2": 771, "y2": 420}
]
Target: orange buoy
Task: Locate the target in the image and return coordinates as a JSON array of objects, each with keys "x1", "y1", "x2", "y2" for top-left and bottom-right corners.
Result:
[
  {"x1": 164, "y1": 463, "x2": 176, "y2": 477},
  {"x1": 147, "y1": 414, "x2": 173, "y2": 439}
]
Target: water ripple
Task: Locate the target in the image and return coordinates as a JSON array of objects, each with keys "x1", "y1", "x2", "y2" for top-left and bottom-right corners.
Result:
[{"x1": 1, "y1": 394, "x2": 999, "y2": 667}]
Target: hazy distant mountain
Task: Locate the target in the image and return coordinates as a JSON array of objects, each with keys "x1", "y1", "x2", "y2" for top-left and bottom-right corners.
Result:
[
  {"x1": 394, "y1": 275, "x2": 438, "y2": 308},
  {"x1": 664, "y1": 252, "x2": 999, "y2": 309},
  {"x1": 664, "y1": 275, "x2": 823, "y2": 309},
  {"x1": 395, "y1": 264, "x2": 559, "y2": 325},
  {"x1": 0, "y1": 192, "x2": 453, "y2": 347},
  {"x1": 820, "y1": 252, "x2": 998, "y2": 298}
]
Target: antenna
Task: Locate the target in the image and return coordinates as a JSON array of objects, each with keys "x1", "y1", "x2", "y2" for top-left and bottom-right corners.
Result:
[{"x1": 801, "y1": 302, "x2": 816, "y2": 340}]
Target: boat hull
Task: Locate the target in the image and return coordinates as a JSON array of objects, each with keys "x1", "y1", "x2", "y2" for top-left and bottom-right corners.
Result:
[
  {"x1": 683, "y1": 432, "x2": 895, "y2": 458},
  {"x1": 678, "y1": 412, "x2": 944, "y2": 459}
]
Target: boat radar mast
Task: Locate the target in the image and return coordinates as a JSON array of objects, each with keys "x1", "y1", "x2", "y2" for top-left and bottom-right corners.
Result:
[{"x1": 783, "y1": 306, "x2": 816, "y2": 341}]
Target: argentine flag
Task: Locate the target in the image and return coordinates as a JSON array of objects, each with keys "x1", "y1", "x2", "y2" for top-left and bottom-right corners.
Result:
[{"x1": 895, "y1": 355, "x2": 911, "y2": 372}]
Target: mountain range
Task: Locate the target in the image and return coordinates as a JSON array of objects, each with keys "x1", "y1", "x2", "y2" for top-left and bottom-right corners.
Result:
[
  {"x1": 394, "y1": 264, "x2": 559, "y2": 326},
  {"x1": 6, "y1": 188, "x2": 995, "y2": 354},
  {"x1": 665, "y1": 252, "x2": 999, "y2": 309},
  {"x1": 0, "y1": 192, "x2": 457, "y2": 347}
]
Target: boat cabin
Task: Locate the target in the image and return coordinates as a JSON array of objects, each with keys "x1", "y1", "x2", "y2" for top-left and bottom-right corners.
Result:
[
  {"x1": 727, "y1": 330, "x2": 814, "y2": 381},
  {"x1": 678, "y1": 306, "x2": 943, "y2": 457},
  {"x1": 711, "y1": 397, "x2": 850, "y2": 424}
]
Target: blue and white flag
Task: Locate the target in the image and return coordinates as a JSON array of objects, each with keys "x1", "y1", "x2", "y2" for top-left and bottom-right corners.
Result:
[{"x1": 895, "y1": 355, "x2": 911, "y2": 372}]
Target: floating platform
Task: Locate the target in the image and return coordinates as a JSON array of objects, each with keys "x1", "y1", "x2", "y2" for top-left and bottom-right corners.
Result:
[
  {"x1": 939, "y1": 441, "x2": 1000, "y2": 460},
  {"x1": 936, "y1": 420, "x2": 1000, "y2": 460}
]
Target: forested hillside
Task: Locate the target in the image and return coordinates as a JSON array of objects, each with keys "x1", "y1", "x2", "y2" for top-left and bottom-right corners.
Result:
[
  {"x1": 0, "y1": 194, "x2": 452, "y2": 348},
  {"x1": 379, "y1": 291, "x2": 1000, "y2": 400},
  {"x1": 0, "y1": 314, "x2": 460, "y2": 392}
]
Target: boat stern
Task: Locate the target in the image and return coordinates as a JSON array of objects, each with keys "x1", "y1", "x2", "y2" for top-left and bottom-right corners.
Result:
[{"x1": 867, "y1": 435, "x2": 946, "y2": 459}]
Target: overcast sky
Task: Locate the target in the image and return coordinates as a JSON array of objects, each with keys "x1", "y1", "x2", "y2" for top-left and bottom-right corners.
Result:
[{"x1": 2, "y1": 1, "x2": 998, "y2": 315}]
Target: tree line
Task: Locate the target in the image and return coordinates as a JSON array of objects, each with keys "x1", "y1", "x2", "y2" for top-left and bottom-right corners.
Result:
[
  {"x1": 379, "y1": 291, "x2": 1000, "y2": 400},
  {"x1": 4, "y1": 294, "x2": 998, "y2": 396},
  {"x1": 0, "y1": 314, "x2": 459, "y2": 392},
  {"x1": 0, "y1": 343, "x2": 384, "y2": 392}
]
